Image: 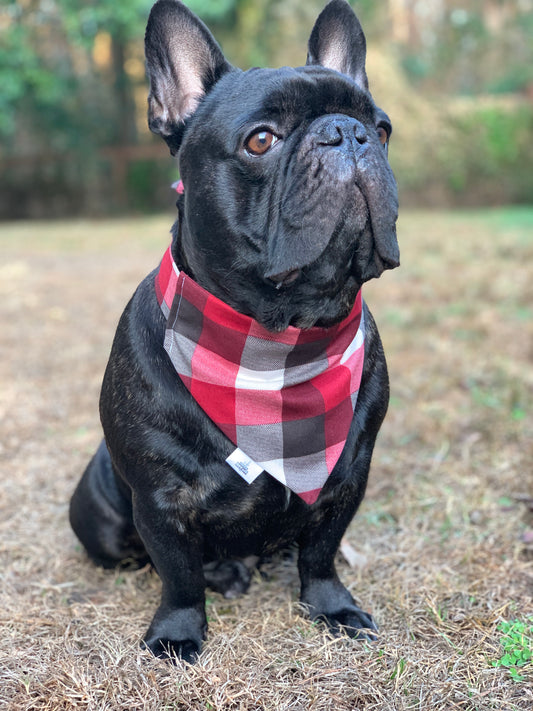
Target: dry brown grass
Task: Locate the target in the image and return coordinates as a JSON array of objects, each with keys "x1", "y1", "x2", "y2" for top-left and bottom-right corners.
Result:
[{"x1": 1, "y1": 209, "x2": 532, "y2": 710}]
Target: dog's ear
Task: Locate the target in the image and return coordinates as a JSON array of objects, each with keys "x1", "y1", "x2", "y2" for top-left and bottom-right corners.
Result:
[
  {"x1": 145, "y1": 0, "x2": 232, "y2": 154},
  {"x1": 306, "y1": 0, "x2": 368, "y2": 90}
]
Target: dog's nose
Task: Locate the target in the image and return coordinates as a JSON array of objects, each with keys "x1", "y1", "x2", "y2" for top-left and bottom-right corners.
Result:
[
  {"x1": 315, "y1": 116, "x2": 367, "y2": 147},
  {"x1": 352, "y1": 120, "x2": 368, "y2": 145},
  {"x1": 316, "y1": 121, "x2": 343, "y2": 146}
]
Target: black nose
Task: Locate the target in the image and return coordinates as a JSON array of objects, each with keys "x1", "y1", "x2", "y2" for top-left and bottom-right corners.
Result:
[{"x1": 315, "y1": 115, "x2": 368, "y2": 147}]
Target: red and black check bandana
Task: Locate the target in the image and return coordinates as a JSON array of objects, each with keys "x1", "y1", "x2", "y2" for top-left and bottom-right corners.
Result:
[{"x1": 156, "y1": 246, "x2": 365, "y2": 505}]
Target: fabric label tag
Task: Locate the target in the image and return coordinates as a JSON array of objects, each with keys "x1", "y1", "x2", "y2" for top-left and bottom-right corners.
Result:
[{"x1": 226, "y1": 448, "x2": 264, "y2": 485}]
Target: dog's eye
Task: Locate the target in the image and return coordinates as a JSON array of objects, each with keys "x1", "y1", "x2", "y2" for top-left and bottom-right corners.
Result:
[
  {"x1": 376, "y1": 127, "x2": 388, "y2": 145},
  {"x1": 245, "y1": 130, "x2": 278, "y2": 156},
  {"x1": 376, "y1": 126, "x2": 389, "y2": 146}
]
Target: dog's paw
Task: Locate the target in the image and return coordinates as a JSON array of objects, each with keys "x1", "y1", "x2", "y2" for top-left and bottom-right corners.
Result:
[
  {"x1": 314, "y1": 605, "x2": 378, "y2": 641},
  {"x1": 203, "y1": 559, "x2": 252, "y2": 599},
  {"x1": 141, "y1": 636, "x2": 201, "y2": 664},
  {"x1": 300, "y1": 578, "x2": 378, "y2": 642},
  {"x1": 142, "y1": 605, "x2": 207, "y2": 664}
]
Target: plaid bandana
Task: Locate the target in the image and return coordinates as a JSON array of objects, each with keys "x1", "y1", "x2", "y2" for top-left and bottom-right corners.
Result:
[{"x1": 155, "y1": 246, "x2": 365, "y2": 504}]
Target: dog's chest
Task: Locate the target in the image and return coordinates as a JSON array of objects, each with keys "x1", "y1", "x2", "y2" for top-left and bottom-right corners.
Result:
[
  {"x1": 165, "y1": 472, "x2": 313, "y2": 558},
  {"x1": 200, "y1": 496, "x2": 310, "y2": 559}
]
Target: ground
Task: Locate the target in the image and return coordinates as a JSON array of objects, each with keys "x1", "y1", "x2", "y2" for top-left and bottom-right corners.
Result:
[{"x1": 1, "y1": 208, "x2": 532, "y2": 710}]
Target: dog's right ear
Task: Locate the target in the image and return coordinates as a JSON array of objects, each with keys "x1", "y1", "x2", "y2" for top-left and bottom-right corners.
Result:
[
  {"x1": 306, "y1": 0, "x2": 368, "y2": 91},
  {"x1": 145, "y1": 0, "x2": 232, "y2": 154}
]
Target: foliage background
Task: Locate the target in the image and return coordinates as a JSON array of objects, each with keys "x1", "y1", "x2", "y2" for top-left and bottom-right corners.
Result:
[{"x1": 0, "y1": 0, "x2": 532, "y2": 218}]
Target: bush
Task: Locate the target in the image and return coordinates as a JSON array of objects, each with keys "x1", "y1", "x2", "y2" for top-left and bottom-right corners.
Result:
[
  {"x1": 450, "y1": 104, "x2": 533, "y2": 203},
  {"x1": 390, "y1": 97, "x2": 533, "y2": 207}
]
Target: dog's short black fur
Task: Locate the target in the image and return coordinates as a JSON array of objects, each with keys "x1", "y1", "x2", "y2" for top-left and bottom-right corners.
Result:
[{"x1": 70, "y1": 0, "x2": 399, "y2": 662}]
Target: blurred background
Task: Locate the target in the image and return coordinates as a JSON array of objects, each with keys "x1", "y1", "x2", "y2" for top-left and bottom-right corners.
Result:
[{"x1": 0, "y1": 0, "x2": 532, "y2": 219}]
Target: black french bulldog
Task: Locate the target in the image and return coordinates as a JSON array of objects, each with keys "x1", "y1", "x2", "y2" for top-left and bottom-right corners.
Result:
[{"x1": 70, "y1": 0, "x2": 399, "y2": 663}]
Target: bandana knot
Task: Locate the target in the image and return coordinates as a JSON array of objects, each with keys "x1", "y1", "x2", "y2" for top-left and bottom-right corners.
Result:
[{"x1": 156, "y1": 246, "x2": 365, "y2": 505}]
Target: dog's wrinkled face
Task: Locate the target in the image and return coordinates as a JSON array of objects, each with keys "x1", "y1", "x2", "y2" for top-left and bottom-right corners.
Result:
[{"x1": 146, "y1": 0, "x2": 399, "y2": 331}]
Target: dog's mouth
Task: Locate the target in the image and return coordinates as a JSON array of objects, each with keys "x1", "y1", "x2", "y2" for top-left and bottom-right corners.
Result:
[{"x1": 267, "y1": 268, "x2": 301, "y2": 289}]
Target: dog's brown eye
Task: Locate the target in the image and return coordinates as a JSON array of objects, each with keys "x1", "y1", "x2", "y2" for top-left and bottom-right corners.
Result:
[
  {"x1": 245, "y1": 130, "x2": 278, "y2": 156},
  {"x1": 377, "y1": 126, "x2": 388, "y2": 145}
]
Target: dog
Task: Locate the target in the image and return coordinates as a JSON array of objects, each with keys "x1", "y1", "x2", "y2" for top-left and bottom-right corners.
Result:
[{"x1": 69, "y1": 0, "x2": 399, "y2": 663}]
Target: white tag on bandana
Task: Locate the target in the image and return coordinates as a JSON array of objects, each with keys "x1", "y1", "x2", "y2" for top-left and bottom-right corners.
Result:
[{"x1": 226, "y1": 449, "x2": 264, "y2": 484}]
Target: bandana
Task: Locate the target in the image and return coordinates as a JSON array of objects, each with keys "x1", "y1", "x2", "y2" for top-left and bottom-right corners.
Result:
[{"x1": 155, "y1": 246, "x2": 365, "y2": 505}]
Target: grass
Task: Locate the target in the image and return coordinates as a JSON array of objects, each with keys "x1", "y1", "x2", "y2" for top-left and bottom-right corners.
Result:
[
  {"x1": 492, "y1": 617, "x2": 533, "y2": 682},
  {"x1": 1, "y1": 207, "x2": 532, "y2": 710}
]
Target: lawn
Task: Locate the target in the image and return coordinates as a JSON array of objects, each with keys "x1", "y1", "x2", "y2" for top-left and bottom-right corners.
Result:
[{"x1": 1, "y1": 208, "x2": 532, "y2": 710}]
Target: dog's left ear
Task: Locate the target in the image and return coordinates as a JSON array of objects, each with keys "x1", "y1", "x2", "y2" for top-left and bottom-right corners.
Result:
[
  {"x1": 145, "y1": 0, "x2": 233, "y2": 154},
  {"x1": 306, "y1": 0, "x2": 368, "y2": 90}
]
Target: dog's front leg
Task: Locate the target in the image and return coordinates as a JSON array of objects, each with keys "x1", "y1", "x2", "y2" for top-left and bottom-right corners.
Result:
[
  {"x1": 297, "y1": 492, "x2": 377, "y2": 641},
  {"x1": 133, "y1": 496, "x2": 207, "y2": 663}
]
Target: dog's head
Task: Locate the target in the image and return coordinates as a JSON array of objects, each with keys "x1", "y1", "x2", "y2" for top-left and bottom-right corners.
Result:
[{"x1": 145, "y1": 0, "x2": 399, "y2": 331}]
